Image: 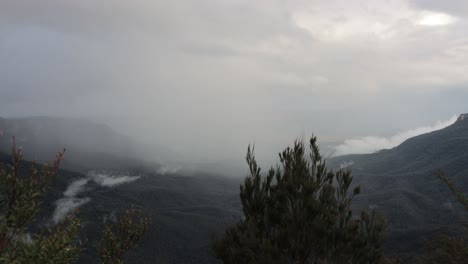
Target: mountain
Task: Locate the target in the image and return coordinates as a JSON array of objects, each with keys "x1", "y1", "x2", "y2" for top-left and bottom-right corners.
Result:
[
  {"x1": 2, "y1": 115, "x2": 468, "y2": 263},
  {"x1": 0, "y1": 116, "x2": 180, "y2": 172},
  {"x1": 329, "y1": 113, "x2": 468, "y2": 259}
]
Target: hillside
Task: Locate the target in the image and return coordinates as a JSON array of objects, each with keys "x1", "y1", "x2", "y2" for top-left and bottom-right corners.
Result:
[
  {"x1": 0, "y1": 117, "x2": 242, "y2": 263},
  {"x1": 0, "y1": 150, "x2": 241, "y2": 263},
  {"x1": 329, "y1": 114, "x2": 468, "y2": 258},
  {"x1": 76, "y1": 171, "x2": 241, "y2": 263}
]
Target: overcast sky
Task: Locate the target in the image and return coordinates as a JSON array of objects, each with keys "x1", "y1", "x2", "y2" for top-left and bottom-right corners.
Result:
[{"x1": 1, "y1": 0, "x2": 467, "y2": 164}]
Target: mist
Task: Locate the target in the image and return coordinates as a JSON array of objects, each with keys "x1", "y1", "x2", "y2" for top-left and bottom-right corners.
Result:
[
  {"x1": 53, "y1": 171, "x2": 141, "y2": 223},
  {"x1": 333, "y1": 115, "x2": 459, "y2": 156},
  {"x1": 1, "y1": 1, "x2": 468, "y2": 170},
  {"x1": 53, "y1": 178, "x2": 91, "y2": 223}
]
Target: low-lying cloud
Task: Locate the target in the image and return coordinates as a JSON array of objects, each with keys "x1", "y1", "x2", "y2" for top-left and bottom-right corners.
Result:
[
  {"x1": 340, "y1": 161, "x2": 355, "y2": 169},
  {"x1": 52, "y1": 171, "x2": 140, "y2": 223},
  {"x1": 156, "y1": 166, "x2": 182, "y2": 175},
  {"x1": 53, "y1": 195, "x2": 91, "y2": 224},
  {"x1": 333, "y1": 115, "x2": 458, "y2": 156},
  {"x1": 53, "y1": 178, "x2": 91, "y2": 223},
  {"x1": 88, "y1": 171, "x2": 140, "y2": 187}
]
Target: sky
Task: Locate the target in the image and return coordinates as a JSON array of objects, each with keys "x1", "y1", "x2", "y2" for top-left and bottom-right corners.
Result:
[{"x1": 1, "y1": 0, "x2": 468, "y2": 165}]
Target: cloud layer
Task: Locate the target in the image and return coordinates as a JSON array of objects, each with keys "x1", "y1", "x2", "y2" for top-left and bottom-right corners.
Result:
[
  {"x1": 1, "y1": 1, "x2": 468, "y2": 165},
  {"x1": 333, "y1": 115, "x2": 458, "y2": 156}
]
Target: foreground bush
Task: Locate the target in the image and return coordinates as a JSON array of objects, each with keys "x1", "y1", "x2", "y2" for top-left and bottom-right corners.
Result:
[
  {"x1": 0, "y1": 138, "x2": 149, "y2": 263},
  {"x1": 0, "y1": 140, "x2": 79, "y2": 263},
  {"x1": 98, "y1": 209, "x2": 151, "y2": 264},
  {"x1": 213, "y1": 136, "x2": 390, "y2": 264}
]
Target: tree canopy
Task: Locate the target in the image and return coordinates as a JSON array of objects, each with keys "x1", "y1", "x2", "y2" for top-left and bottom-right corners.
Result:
[{"x1": 213, "y1": 136, "x2": 388, "y2": 264}]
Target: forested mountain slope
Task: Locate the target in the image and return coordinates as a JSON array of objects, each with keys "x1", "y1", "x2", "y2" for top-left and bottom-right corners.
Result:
[{"x1": 329, "y1": 114, "x2": 468, "y2": 258}]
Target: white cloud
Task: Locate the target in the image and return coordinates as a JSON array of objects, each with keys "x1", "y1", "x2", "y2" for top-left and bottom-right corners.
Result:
[
  {"x1": 157, "y1": 166, "x2": 181, "y2": 175},
  {"x1": 53, "y1": 178, "x2": 91, "y2": 223},
  {"x1": 63, "y1": 178, "x2": 89, "y2": 197},
  {"x1": 53, "y1": 196, "x2": 91, "y2": 224},
  {"x1": 416, "y1": 11, "x2": 458, "y2": 26},
  {"x1": 291, "y1": 0, "x2": 414, "y2": 41},
  {"x1": 340, "y1": 160, "x2": 355, "y2": 169},
  {"x1": 292, "y1": 1, "x2": 460, "y2": 42},
  {"x1": 52, "y1": 171, "x2": 141, "y2": 223},
  {"x1": 333, "y1": 115, "x2": 458, "y2": 156},
  {"x1": 88, "y1": 172, "x2": 140, "y2": 187}
]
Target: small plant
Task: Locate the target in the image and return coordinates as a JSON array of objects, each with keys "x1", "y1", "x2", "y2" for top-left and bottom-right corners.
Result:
[
  {"x1": 98, "y1": 208, "x2": 151, "y2": 264},
  {"x1": 0, "y1": 138, "x2": 81, "y2": 263}
]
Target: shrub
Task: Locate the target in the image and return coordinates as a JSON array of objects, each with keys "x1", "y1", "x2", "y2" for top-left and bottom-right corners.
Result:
[{"x1": 213, "y1": 136, "x2": 388, "y2": 264}]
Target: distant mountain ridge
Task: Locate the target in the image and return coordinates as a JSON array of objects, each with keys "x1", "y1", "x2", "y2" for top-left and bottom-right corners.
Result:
[
  {"x1": 329, "y1": 113, "x2": 468, "y2": 259},
  {"x1": 331, "y1": 113, "x2": 468, "y2": 177},
  {"x1": 0, "y1": 116, "x2": 180, "y2": 172}
]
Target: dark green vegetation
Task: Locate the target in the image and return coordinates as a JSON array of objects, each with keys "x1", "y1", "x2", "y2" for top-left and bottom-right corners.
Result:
[
  {"x1": 213, "y1": 137, "x2": 388, "y2": 264},
  {"x1": 98, "y1": 209, "x2": 151, "y2": 264},
  {"x1": 0, "y1": 142, "x2": 80, "y2": 263},
  {"x1": 414, "y1": 171, "x2": 468, "y2": 264},
  {"x1": 0, "y1": 142, "x2": 151, "y2": 263},
  {"x1": 0, "y1": 115, "x2": 467, "y2": 263},
  {"x1": 0, "y1": 151, "x2": 241, "y2": 263}
]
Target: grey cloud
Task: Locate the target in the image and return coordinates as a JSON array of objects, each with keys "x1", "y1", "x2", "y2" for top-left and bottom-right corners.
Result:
[
  {"x1": 0, "y1": 1, "x2": 467, "y2": 167},
  {"x1": 408, "y1": 0, "x2": 468, "y2": 16}
]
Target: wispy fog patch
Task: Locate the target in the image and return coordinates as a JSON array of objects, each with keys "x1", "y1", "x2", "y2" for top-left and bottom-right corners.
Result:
[
  {"x1": 333, "y1": 115, "x2": 458, "y2": 156},
  {"x1": 53, "y1": 177, "x2": 91, "y2": 223},
  {"x1": 88, "y1": 171, "x2": 140, "y2": 187},
  {"x1": 156, "y1": 166, "x2": 181, "y2": 175},
  {"x1": 340, "y1": 161, "x2": 355, "y2": 169},
  {"x1": 53, "y1": 196, "x2": 91, "y2": 224},
  {"x1": 63, "y1": 178, "x2": 89, "y2": 196},
  {"x1": 52, "y1": 171, "x2": 141, "y2": 223},
  {"x1": 102, "y1": 211, "x2": 117, "y2": 224}
]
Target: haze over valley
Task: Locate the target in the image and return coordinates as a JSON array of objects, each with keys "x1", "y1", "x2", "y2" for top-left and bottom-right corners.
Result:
[{"x1": 1, "y1": 1, "x2": 468, "y2": 263}]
